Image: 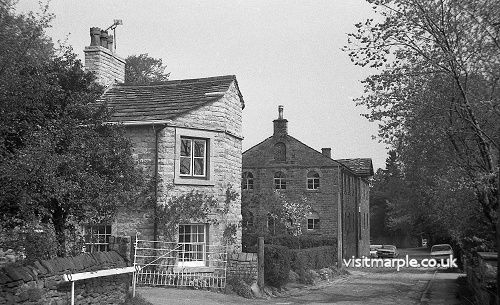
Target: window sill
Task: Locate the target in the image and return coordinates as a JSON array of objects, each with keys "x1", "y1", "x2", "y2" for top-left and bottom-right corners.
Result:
[{"x1": 174, "y1": 177, "x2": 215, "y2": 186}]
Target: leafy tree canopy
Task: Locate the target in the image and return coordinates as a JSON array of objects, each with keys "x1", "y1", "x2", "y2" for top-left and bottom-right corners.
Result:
[
  {"x1": 125, "y1": 53, "x2": 170, "y2": 83},
  {"x1": 345, "y1": 0, "x2": 499, "y2": 252},
  {"x1": 0, "y1": 1, "x2": 145, "y2": 257}
]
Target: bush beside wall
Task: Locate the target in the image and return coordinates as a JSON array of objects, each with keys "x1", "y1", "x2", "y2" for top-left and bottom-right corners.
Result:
[
  {"x1": 243, "y1": 232, "x2": 337, "y2": 252},
  {"x1": 0, "y1": 251, "x2": 129, "y2": 305},
  {"x1": 263, "y1": 245, "x2": 292, "y2": 288},
  {"x1": 291, "y1": 246, "x2": 337, "y2": 271}
]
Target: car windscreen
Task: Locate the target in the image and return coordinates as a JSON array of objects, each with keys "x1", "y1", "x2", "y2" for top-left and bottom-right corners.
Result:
[
  {"x1": 380, "y1": 245, "x2": 395, "y2": 250},
  {"x1": 431, "y1": 245, "x2": 451, "y2": 252}
]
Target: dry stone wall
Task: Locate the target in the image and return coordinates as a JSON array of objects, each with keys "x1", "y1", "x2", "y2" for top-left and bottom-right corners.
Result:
[{"x1": 0, "y1": 251, "x2": 129, "y2": 305}]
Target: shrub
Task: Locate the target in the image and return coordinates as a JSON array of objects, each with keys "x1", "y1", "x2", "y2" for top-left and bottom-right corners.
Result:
[
  {"x1": 264, "y1": 244, "x2": 292, "y2": 288},
  {"x1": 267, "y1": 235, "x2": 337, "y2": 249},
  {"x1": 291, "y1": 246, "x2": 337, "y2": 272}
]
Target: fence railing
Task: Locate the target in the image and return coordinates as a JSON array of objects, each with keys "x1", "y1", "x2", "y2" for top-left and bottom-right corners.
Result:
[{"x1": 133, "y1": 239, "x2": 227, "y2": 288}]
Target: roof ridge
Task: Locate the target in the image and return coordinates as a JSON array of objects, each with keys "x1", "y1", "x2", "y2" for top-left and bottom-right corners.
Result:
[{"x1": 120, "y1": 75, "x2": 236, "y2": 87}]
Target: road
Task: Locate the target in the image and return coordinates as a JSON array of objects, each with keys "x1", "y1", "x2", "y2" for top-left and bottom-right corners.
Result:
[{"x1": 137, "y1": 248, "x2": 465, "y2": 305}]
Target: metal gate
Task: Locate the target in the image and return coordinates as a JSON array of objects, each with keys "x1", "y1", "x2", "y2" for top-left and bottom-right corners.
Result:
[{"x1": 133, "y1": 238, "x2": 228, "y2": 289}]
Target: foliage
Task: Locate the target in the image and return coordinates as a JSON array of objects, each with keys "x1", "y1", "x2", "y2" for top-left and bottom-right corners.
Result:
[
  {"x1": 125, "y1": 53, "x2": 170, "y2": 83},
  {"x1": 226, "y1": 276, "x2": 254, "y2": 299},
  {"x1": 0, "y1": 1, "x2": 146, "y2": 256},
  {"x1": 242, "y1": 190, "x2": 311, "y2": 237},
  {"x1": 155, "y1": 189, "x2": 218, "y2": 241},
  {"x1": 290, "y1": 246, "x2": 337, "y2": 274},
  {"x1": 345, "y1": 0, "x2": 499, "y2": 251},
  {"x1": 264, "y1": 244, "x2": 292, "y2": 288},
  {"x1": 242, "y1": 232, "x2": 336, "y2": 252},
  {"x1": 155, "y1": 185, "x2": 239, "y2": 246}
]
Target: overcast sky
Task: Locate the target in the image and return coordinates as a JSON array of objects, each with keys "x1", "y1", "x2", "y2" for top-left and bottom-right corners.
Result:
[{"x1": 17, "y1": 0, "x2": 389, "y2": 170}]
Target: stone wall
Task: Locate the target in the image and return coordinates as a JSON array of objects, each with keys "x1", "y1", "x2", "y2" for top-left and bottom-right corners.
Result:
[
  {"x1": 0, "y1": 251, "x2": 129, "y2": 305},
  {"x1": 227, "y1": 252, "x2": 258, "y2": 283},
  {"x1": 465, "y1": 252, "x2": 498, "y2": 305},
  {"x1": 84, "y1": 45, "x2": 125, "y2": 86}
]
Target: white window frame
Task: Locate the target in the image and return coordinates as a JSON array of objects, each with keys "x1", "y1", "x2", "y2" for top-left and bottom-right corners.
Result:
[
  {"x1": 178, "y1": 224, "x2": 207, "y2": 267},
  {"x1": 274, "y1": 171, "x2": 286, "y2": 190},
  {"x1": 307, "y1": 171, "x2": 320, "y2": 190},
  {"x1": 174, "y1": 128, "x2": 215, "y2": 186},
  {"x1": 242, "y1": 172, "x2": 254, "y2": 190},
  {"x1": 180, "y1": 137, "x2": 207, "y2": 178},
  {"x1": 84, "y1": 224, "x2": 112, "y2": 252},
  {"x1": 307, "y1": 213, "x2": 320, "y2": 231}
]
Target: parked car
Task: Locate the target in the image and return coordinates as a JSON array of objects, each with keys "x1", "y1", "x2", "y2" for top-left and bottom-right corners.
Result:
[
  {"x1": 370, "y1": 245, "x2": 382, "y2": 257},
  {"x1": 376, "y1": 245, "x2": 399, "y2": 258},
  {"x1": 430, "y1": 244, "x2": 453, "y2": 260}
]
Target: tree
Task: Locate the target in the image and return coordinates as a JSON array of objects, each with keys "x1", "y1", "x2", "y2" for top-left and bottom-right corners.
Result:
[
  {"x1": 242, "y1": 190, "x2": 311, "y2": 237},
  {"x1": 346, "y1": 0, "x2": 499, "y2": 293},
  {"x1": 125, "y1": 53, "x2": 170, "y2": 83},
  {"x1": 0, "y1": 1, "x2": 145, "y2": 257},
  {"x1": 345, "y1": 0, "x2": 499, "y2": 241}
]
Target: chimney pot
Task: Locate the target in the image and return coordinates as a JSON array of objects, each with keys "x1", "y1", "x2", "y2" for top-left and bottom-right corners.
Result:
[
  {"x1": 90, "y1": 27, "x2": 101, "y2": 46},
  {"x1": 321, "y1": 148, "x2": 332, "y2": 158},
  {"x1": 273, "y1": 105, "x2": 288, "y2": 136},
  {"x1": 100, "y1": 30, "x2": 108, "y2": 48}
]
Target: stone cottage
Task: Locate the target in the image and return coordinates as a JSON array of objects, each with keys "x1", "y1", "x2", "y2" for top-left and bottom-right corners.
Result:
[
  {"x1": 82, "y1": 27, "x2": 244, "y2": 257},
  {"x1": 242, "y1": 106, "x2": 373, "y2": 259}
]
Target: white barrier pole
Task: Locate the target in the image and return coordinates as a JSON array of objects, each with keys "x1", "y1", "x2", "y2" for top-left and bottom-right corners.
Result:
[{"x1": 71, "y1": 281, "x2": 75, "y2": 305}]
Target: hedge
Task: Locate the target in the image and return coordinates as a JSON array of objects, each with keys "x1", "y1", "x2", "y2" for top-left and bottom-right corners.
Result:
[
  {"x1": 291, "y1": 246, "x2": 337, "y2": 272},
  {"x1": 242, "y1": 232, "x2": 337, "y2": 252},
  {"x1": 264, "y1": 244, "x2": 292, "y2": 287}
]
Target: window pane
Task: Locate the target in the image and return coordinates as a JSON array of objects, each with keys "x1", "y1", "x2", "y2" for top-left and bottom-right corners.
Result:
[
  {"x1": 181, "y1": 139, "x2": 191, "y2": 157},
  {"x1": 194, "y1": 158, "x2": 205, "y2": 175},
  {"x1": 180, "y1": 157, "x2": 191, "y2": 175},
  {"x1": 194, "y1": 140, "x2": 205, "y2": 157}
]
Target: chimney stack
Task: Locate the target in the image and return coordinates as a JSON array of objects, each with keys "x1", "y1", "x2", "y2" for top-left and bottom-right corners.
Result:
[
  {"x1": 84, "y1": 27, "x2": 125, "y2": 86},
  {"x1": 273, "y1": 105, "x2": 288, "y2": 137},
  {"x1": 321, "y1": 148, "x2": 331, "y2": 158}
]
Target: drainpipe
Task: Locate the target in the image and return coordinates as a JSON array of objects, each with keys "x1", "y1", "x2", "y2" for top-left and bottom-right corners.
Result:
[
  {"x1": 337, "y1": 167, "x2": 343, "y2": 265},
  {"x1": 152, "y1": 124, "x2": 166, "y2": 242}
]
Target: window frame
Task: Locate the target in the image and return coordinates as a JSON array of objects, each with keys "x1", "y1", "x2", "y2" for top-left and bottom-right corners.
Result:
[
  {"x1": 307, "y1": 212, "x2": 320, "y2": 231},
  {"x1": 180, "y1": 137, "x2": 207, "y2": 178},
  {"x1": 83, "y1": 224, "x2": 112, "y2": 253},
  {"x1": 174, "y1": 128, "x2": 215, "y2": 186},
  {"x1": 242, "y1": 171, "x2": 254, "y2": 190},
  {"x1": 178, "y1": 223, "x2": 207, "y2": 267},
  {"x1": 306, "y1": 171, "x2": 320, "y2": 190},
  {"x1": 274, "y1": 171, "x2": 287, "y2": 190}
]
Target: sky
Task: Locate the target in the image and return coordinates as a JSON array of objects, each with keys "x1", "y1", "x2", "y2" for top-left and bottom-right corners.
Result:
[{"x1": 16, "y1": 0, "x2": 389, "y2": 170}]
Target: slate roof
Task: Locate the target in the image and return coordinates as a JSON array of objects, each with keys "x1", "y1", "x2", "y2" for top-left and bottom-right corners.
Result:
[
  {"x1": 99, "y1": 75, "x2": 243, "y2": 123},
  {"x1": 336, "y1": 158, "x2": 374, "y2": 177}
]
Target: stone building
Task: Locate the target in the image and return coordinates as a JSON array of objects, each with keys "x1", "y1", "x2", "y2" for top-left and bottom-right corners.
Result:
[
  {"x1": 82, "y1": 27, "x2": 245, "y2": 255},
  {"x1": 242, "y1": 106, "x2": 373, "y2": 259}
]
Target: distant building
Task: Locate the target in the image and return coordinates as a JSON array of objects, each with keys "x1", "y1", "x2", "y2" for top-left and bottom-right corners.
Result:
[{"x1": 242, "y1": 106, "x2": 373, "y2": 259}]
